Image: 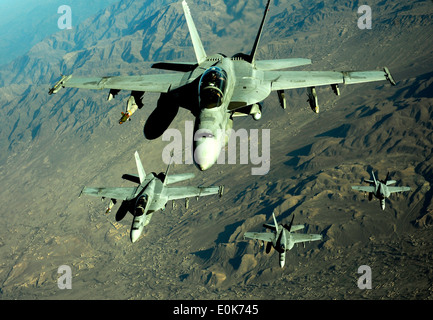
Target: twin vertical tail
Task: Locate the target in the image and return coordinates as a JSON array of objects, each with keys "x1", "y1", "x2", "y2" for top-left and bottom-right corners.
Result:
[
  {"x1": 134, "y1": 151, "x2": 146, "y2": 184},
  {"x1": 182, "y1": 0, "x2": 207, "y2": 64},
  {"x1": 371, "y1": 171, "x2": 377, "y2": 185},
  {"x1": 182, "y1": 0, "x2": 271, "y2": 65},
  {"x1": 272, "y1": 211, "x2": 279, "y2": 232},
  {"x1": 248, "y1": 0, "x2": 271, "y2": 64},
  {"x1": 284, "y1": 214, "x2": 295, "y2": 232}
]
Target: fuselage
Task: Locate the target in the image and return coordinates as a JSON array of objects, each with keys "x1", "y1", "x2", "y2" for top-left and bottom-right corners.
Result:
[
  {"x1": 273, "y1": 226, "x2": 295, "y2": 268},
  {"x1": 130, "y1": 174, "x2": 168, "y2": 242},
  {"x1": 193, "y1": 56, "x2": 234, "y2": 170},
  {"x1": 192, "y1": 54, "x2": 271, "y2": 171},
  {"x1": 372, "y1": 182, "x2": 389, "y2": 210}
]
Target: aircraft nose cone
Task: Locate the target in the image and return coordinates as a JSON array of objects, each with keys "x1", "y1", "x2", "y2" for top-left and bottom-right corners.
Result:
[
  {"x1": 130, "y1": 228, "x2": 142, "y2": 243},
  {"x1": 194, "y1": 135, "x2": 219, "y2": 171},
  {"x1": 197, "y1": 162, "x2": 212, "y2": 171},
  {"x1": 279, "y1": 260, "x2": 285, "y2": 268}
]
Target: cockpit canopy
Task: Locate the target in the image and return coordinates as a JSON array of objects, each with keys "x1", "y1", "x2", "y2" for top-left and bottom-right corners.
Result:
[
  {"x1": 198, "y1": 67, "x2": 227, "y2": 109},
  {"x1": 135, "y1": 194, "x2": 148, "y2": 216}
]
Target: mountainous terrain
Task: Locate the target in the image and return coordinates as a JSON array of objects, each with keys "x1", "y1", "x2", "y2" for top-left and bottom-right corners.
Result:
[
  {"x1": 0, "y1": 0, "x2": 120, "y2": 65},
  {"x1": 0, "y1": 0, "x2": 432, "y2": 301}
]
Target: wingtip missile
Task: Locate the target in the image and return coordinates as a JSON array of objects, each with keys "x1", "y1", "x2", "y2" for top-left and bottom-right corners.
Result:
[
  {"x1": 218, "y1": 185, "x2": 224, "y2": 197},
  {"x1": 383, "y1": 67, "x2": 396, "y2": 86},
  {"x1": 119, "y1": 112, "x2": 130, "y2": 124},
  {"x1": 48, "y1": 74, "x2": 72, "y2": 95}
]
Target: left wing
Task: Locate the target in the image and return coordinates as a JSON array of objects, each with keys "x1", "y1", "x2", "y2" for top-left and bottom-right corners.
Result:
[
  {"x1": 49, "y1": 73, "x2": 186, "y2": 94},
  {"x1": 165, "y1": 186, "x2": 221, "y2": 201},
  {"x1": 80, "y1": 186, "x2": 138, "y2": 201},
  {"x1": 266, "y1": 67, "x2": 395, "y2": 91},
  {"x1": 244, "y1": 231, "x2": 275, "y2": 243},
  {"x1": 388, "y1": 186, "x2": 411, "y2": 193},
  {"x1": 352, "y1": 186, "x2": 375, "y2": 193}
]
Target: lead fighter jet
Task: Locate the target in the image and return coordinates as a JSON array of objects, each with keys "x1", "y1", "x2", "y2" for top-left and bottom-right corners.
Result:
[
  {"x1": 80, "y1": 151, "x2": 223, "y2": 242},
  {"x1": 49, "y1": 0, "x2": 396, "y2": 171},
  {"x1": 244, "y1": 212, "x2": 322, "y2": 268},
  {"x1": 351, "y1": 170, "x2": 411, "y2": 210}
]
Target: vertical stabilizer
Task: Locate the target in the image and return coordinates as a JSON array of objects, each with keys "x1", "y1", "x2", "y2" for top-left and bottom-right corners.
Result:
[
  {"x1": 372, "y1": 171, "x2": 377, "y2": 185},
  {"x1": 134, "y1": 151, "x2": 146, "y2": 184},
  {"x1": 248, "y1": 0, "x2": 271, "y2": 64},
  {"x1": 272, "y1": 211, "x2": 279, "y2": 232},
  {"x1": 182, "y1": 0, "x2": 207, "y2": 64}
]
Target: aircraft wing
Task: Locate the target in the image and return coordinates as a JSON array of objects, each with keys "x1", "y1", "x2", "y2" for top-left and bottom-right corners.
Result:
[
  {"x1": 49, "y1": 73, "x2": 186, "y2": 94},
  {"x1": 388, "y1": 186, "x2": 411, "y2": 193},
  {"x1": 291, "y1": 233, "x2": 322, "y2": 244},
  {"x1": 80, "y1": 186, "x2": 138, "y2": 201},
  {"x1": 351, "y1": 186, "x2": 375, "y2": 193},
  {"x1": 244, "y1": 231, "x2": 275, "y2": 243},
  {"x1": 266, "y1": 68, "x2": 395, "y2": 91},
  {"x1": 165, "y1": 186, "x2": 220, "y2": 201}
]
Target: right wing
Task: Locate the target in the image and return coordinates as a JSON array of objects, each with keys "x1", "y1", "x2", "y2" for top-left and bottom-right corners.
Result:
[
  {"x1": 49, "y1": 73, "x2": 185, "y2": 94},
  {"x1": 291, "y1": 233, "x2": 322, "y2": 244},
  {"x1": 80, "y1": 186, "x2": 138, "y2": 201},
  {"x1": 165, "y1": 186, "x2": 220, "y2": 201},
  {"x1": 388, "y1": 186, "x2": 411, "y2": 193},
  {"x1": 266, "y1": 68, "x2": 395, "y2": 91},
  {"x1": 351, "y1": 186, "x2": 375, "y2": 193},
  {"x1": 244, "y1": 231, "x2": 275, "y2": 243}
]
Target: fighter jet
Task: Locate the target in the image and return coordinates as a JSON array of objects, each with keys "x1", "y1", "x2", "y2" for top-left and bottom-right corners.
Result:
[
  {"x1": 49, "y1": 0, "x2": 396, "y2": 171},
  {"x1": 79, "y1": 151, "x2": 223, "y2": 242},
  {"x1": 243, "y1": 212, "x2": 322, "y2": 268},
  {"x1": 351, "y1": 170, "x2": 411, "y2": 210}
]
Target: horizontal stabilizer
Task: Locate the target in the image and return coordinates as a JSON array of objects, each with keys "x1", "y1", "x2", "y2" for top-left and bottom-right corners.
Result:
[
  {"x1": 255, "y1": 58, "x2": 312, "y2": 70},
  {"x1": 263, "y1": 223, "x2": 276, "y2": 231},
  {"x1": 386, "y1": 180, "x2": 396, "y2": 185},
  {"x1": 121, "y1": 174, "x2": 141, "y2": 184},
  {"x1": 165, "y1": 173, "x2": 195, "y2": 185},
  {"x1": 290, "y1": 224, "x2": 304, "y2": 232},
  {"x1": 152, "y1": 62, "x2": 197, "y2": 72}
]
